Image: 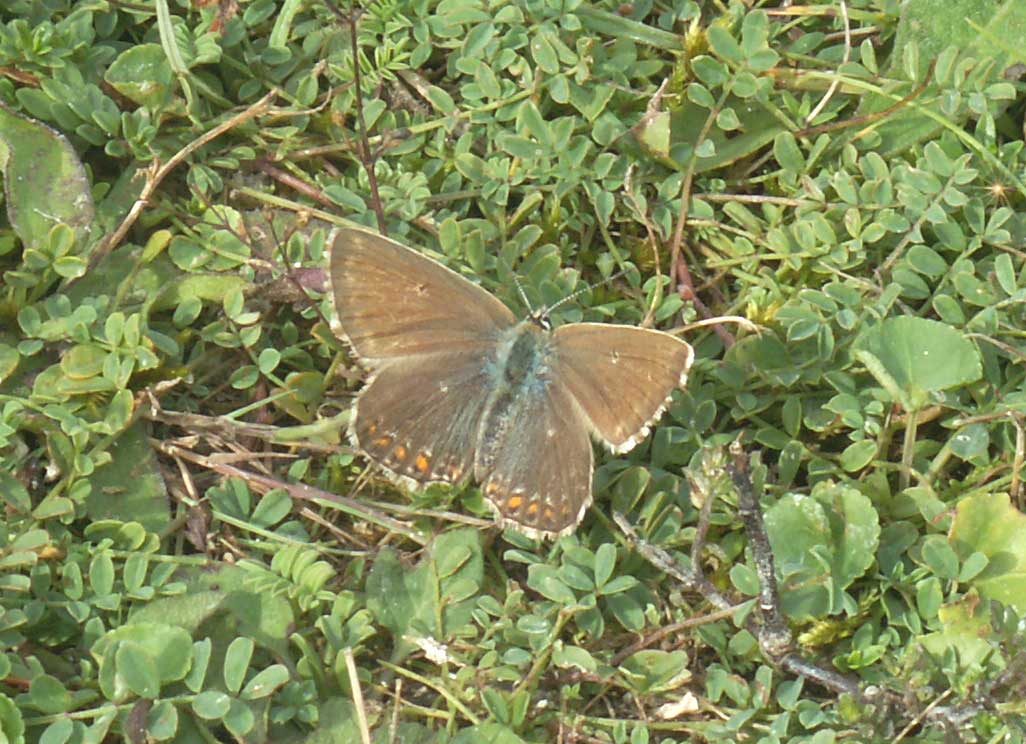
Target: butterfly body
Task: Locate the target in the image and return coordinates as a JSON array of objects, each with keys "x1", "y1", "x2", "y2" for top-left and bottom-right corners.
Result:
[
  {"x1": 329, "y1": 228, "x2": 694, "y2": 537},
  {"x1": 476, "y1": 320, "x2": 558, "y2": 475}
]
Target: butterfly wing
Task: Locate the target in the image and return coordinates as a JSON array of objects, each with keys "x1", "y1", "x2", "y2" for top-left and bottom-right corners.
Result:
[
  {"x1": 474, "y1": 375, "x2": 594, "y2": 538},
  {"x1": 329, "y1": 227, "x2": 515, "y2": 486},
  {"x1": 329, "y1": 227, "x2": 516, "y2": 363},
  {"x1": 551, "y1": 323, "x2": 694, "y2": 453},
  {"x1": 352, "y1": 351, "x2": 499, "y2": 487}
]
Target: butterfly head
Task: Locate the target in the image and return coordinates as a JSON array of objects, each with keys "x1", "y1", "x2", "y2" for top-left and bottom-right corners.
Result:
[{"x1": 527, "y1": 308, "x2": 553, "y2": 331}]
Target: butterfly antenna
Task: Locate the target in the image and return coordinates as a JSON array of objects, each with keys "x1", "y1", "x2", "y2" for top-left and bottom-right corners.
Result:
[
  {"x1": 541, "y1": 266, "x2": 633, "y2": 319},
  {"x1": 498, "y1": 254, "x2": 537, "y2": 317}
]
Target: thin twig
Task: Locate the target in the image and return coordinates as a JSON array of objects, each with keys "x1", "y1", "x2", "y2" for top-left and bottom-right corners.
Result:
[
  {"x1": 154, "y1": 441, "x2": 428, "y2": 544},
  {"x1": 323, "y1": 0, "x2": 388, "y2": 233},
  {"x1": 805, "y1": 0, "x2": 850, "y2": 125},
  {"x1": 344, "y1": 648, "x2": 373, "y2": 744},
  {"x1": 727, "y1": 438, "x2": 791, "y2": 658}
]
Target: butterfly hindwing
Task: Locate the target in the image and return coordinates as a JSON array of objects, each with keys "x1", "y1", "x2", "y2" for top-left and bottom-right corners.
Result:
[
  {"x1": 330, "y1": 227, "x2": 516, "y2": 363},
  {"x1": 551, "y1": 323, "x2": 694, "y2": 453},
  {"x1": 474, "y1": 358, "x2": 594, "y2": 538},
  {"x1": 353, "y1": 350, "x2": 500, "y2": 488}
]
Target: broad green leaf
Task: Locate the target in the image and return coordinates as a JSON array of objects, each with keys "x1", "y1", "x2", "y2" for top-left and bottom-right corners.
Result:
[
  {"x1": 764, "y1": 482, "x2": 880, "y2": 619},
  {"x1": 949, "y1": 492, "x2": 1026, "y2": 614},
  {"x1": 367, "y1": 527, "x2": 483, "y2": 660},
  {"x1": 129, "y1": 564, "x2": 295, "y2": 660},
  {"x1": 0, "y1": 103, "x2": 94, "y2": 251},
  {"x1": 856, "y1": 317, "x2": 981, "y2": 408},
  {"x1": 115, "y1": 641, "x2": 161, "y2": 698},
  {"x1": 106, "y1": 44, "x2": 176, "y2": 109},
  {"x1": 917, "y1": 591, "x2": 994, "y2": 669},
  {"x1": 28, "y1": 675, "x2": 70, "y2": 714},
  {"x1": 92, "y1": 623, "x2": 192, "y2": 703},
  {"x1": 86, "y1": 422, "x2": 171, "y2": 533},
  {"x1": 860, "y1": 0, "x2": 1026, "y2": 154}
]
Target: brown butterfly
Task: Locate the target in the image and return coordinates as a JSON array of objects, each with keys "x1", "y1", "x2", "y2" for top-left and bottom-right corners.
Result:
[{"x1": 329, "y1": 227, "x2": 694, "y2": 538}]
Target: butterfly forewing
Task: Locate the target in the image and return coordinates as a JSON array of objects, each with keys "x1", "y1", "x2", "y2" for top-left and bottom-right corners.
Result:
[
  {"x1": 475, "y1": 372, "x2": 594, "y2": 538},
  {"x1": 330, "y1": 228, "x2": 516, "y2": 362},
  {"x1": 353, "y1": 351, "x2": 499, "y2": 487},
  {"x1": 551, "y1": 323, "x2": 694, "y2": 453}
]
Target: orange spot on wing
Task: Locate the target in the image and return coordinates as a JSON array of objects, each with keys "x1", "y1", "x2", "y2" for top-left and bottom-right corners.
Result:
[
  {"x1": 415, "y1": 454, "x2": 430, "y2": 473},
  {"x1": 373, "y1": 436, "x2": 392, "y2": 448},
  {"x1": 526, "y1": 501, "x2": 539, "y2": 516},
  {"x1": 393, "y1": 445, "x2": 408, "y2": 460},
  {"x1": 506, "y1": 494, "x2": 523, "y2": 510}
]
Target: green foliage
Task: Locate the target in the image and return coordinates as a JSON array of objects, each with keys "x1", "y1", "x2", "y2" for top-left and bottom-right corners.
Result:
[{"x1": 1, "y1": 1, "x2": 1026, "y2": 742}]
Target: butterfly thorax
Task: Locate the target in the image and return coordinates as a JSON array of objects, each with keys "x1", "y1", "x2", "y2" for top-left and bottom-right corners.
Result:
[{"x1": 502, "y1": 321, "x2": 553, "y2": 386}]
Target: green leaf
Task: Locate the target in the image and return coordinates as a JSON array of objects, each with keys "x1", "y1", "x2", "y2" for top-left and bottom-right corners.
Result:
[
  {"x1": 856, "y1": 317, "x2": 982, "y2": 407},
  {"x1": 223, "y1": 637, "x2": 254, "y2": 694},
  {"x1": 530, "y1": 31, "x2": 559, "y2": 74},
  {"x1": 425, "y1": 85, "x2": 455, "y2": 114},
  {"x1": 949, "y1": 492, "x2": 1026, "y2": 615},
  {"x1": 257, "y1": 347, "x2": 280, "y2": 375},
  {"x1": 39, "y1": 718, "x2": 73, "y2": 744},
  {"x1": 0, "y1": 102, "x2": 94, "y2": 251},
  {"x1": 593, "y1": 543, "x2": 616, "y2": 589},
  {"x1": 366, "y1": 529, "x2": 482, "y2": 659},
  {"x1": 146, "y1": 700, "x2": 178, "y2": 740},
  {"x1": 920, "y1": 535, "x2": 959, "y2": 579},
  {"x1": 994, "y1": 252, "x2": 1016, "y2": 294},
  {"x1": 184, "y1": 639, "x2": 212, "y2": 693},
  {"x1": 0, "y1": 472, "x2": 31, "y2": 513},
  {"x1": 104, "y1": 43, "x2": 176, "y2": 108},
  {"x1": 28, "y1": 674, "x2": 71, "y2": 714},
  {"x1": 240, "y1": 664, "x2": 290, "y2": 700},
  {"x1": 552, "y1": 643, "x2": 598, "y2": 673},
  {"x1": 92, "y1": 623, "x2": 193, "y2": 694},
  {"x1": 764, "y1": 482, "x2": 881, "y2": 619},
  {"x1": 223, "y1": 697, "x2": 255, "y2": 736},
  {"x1": 451, "y1": 723, "x2": 527, "y2": 744},
  {"x1": 773, "y1": 132, "x2": 804, "y2": 171},
  {"x1": 527, "y1": 565, "x2": 577, "y2": 604},
  {"x1": 116, "y1": 641, "x2": 161, "y2": 698},
  {"x1": 192, "y1": 690, "x2": 231, "y2": 719},
  {"x1": 86, "y1": 422, "x2": 171, "y2": 533},
  {"x1": 250, "y1": 489, "x2": 292, "y2": 528},
  {"x1": 618, "y1": 650, "x2": 691, "y2": 694},
  {"x1": 839, "y1": 440, "x2": 877, "y2": 472},
  {"x1": 917, "y1": 591, "x2": 994, "y2": 669},
  {"x1": 948, "y1": 423, "x2": 988, "y2": 460}
]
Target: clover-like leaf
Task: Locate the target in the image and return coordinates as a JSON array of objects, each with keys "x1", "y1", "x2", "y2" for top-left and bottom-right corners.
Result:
[
  {"x1": 764, "y1": 482, "x2": 881, "y2": 619},
  {"x1": 917, "y1": 590, "x2": 994, "y2": 669},
  {"x1": 856, "y1": 317, "x2": 981, "y2": 409},
  {"x1": 949, "y1": 492, "x2": 1026, "y2": 615},
  {"x1": 367, "y1": 528, "x2": 483, "y2": 660}
]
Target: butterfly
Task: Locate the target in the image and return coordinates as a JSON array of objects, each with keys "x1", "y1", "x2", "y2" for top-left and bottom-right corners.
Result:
[{"x1": 328, "y1": 227, "x2": 694, "y2": 538}]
